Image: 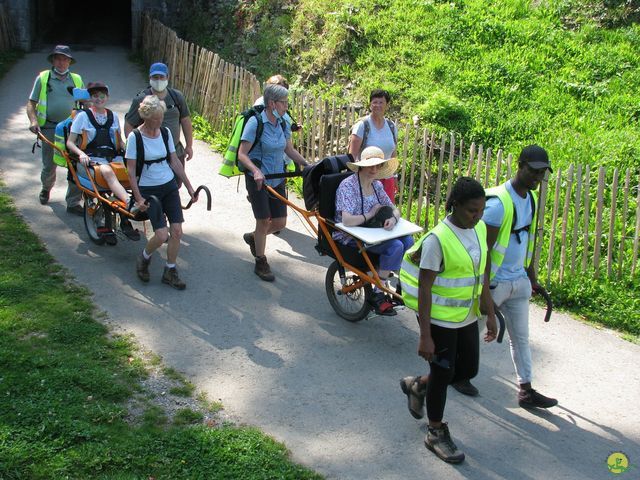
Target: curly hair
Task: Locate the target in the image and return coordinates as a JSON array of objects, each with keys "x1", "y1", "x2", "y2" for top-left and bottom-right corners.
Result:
[
  {"x1": 445, "y1": 177, "x2": 485, "y2": 212},
  {"x1": 138, "y1": 95, "x2": 166, "y2": 119}
]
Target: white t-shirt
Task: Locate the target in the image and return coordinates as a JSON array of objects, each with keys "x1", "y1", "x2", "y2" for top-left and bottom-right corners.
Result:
[
  {"x1": 419, "y1": 217, "x2": 483, "y2": 329},
  {"x1": 125, "y1": 129, "x2": 176, "y2": 187},
  {"x1": 70, "y1": 109, "x2": 121, "y2": 146}
]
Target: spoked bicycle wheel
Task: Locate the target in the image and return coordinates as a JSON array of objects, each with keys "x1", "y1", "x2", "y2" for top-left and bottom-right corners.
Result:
[
  {"x1": 325, "y1": 260, "x2": 372, "y2": 322},
  {"x1": 83, "y1": 193, "x2": 108, "y2": 245}
]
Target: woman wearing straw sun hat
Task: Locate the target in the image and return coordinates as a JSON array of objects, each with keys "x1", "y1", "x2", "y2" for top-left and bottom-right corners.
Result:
[{"x1": 334, "y1": 146, "x2": 414, "y2": 315}]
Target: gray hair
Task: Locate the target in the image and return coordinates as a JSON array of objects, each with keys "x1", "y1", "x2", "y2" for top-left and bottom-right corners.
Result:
[
  {"x1": 138, "y1": 95, "x2": 166, "y2": 119},
  {"x1": 263, "y1": 84, "x2": 288, "y2": 106}
]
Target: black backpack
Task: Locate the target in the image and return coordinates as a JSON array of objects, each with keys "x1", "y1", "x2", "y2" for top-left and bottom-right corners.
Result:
[{"x1": 132, "y1": 127, "x2": 171, "y2": 179}]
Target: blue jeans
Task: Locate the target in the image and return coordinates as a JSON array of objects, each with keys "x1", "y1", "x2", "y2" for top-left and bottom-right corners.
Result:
[{"x1": 366, "y1": 235, "x2": 414, "y2": 272}]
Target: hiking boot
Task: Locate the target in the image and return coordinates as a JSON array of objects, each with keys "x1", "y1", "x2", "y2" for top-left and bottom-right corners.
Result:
[
  {"x1": 400, "y1": 376, "x2": 427, "y2": 419},
  {"x1": 121, "y1": 218, "x2": 141, "y2": 241},
  {"x1": 39, "y1": 189, "x2": 49, "y2": 205},
  {"x1": 136, "y1": 252, "x2": 151, "y2": 283},
  {"x1": 452, "y1": 379, "x2": 479, "y2": 397},
  {"x1": 254, "y1": 255, "x2": 275, "y2": 282},
  {"x1": 425, "y1": 423, "x2": 465, "y2": 464},
  {"x1": 162, "y1": 266, "x2": 186, "y2": 290},
  {"x1": 66, "y1": 205, "x2": 84, "y2": 216},
  {"x1": 243, "y1": 232, "x2": 256, "y2": 257},
  {"x1": 371, "y1": 291, "x2": 397, "y2": 316},
  {"x1": 518, "y1": 388, "x2": 558, "y2": 409}
]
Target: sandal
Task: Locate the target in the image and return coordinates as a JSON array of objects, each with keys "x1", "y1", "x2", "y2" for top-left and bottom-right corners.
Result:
[{"x1": 371, "y1": 291, "x2": 397, "y2": 316}]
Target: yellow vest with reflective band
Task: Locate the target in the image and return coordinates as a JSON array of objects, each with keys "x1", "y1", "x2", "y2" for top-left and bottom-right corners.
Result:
[
  {"x1": 219, "y1": 115, "x2": 244, "y2": 177},
  {"x1": 485, "y1": 183, "x2": 538, "y2": 280},
  {"x1": 400, "y1": 220, "x2": 487, "y2": 322},
  {"x1": 36, "y1": 70, "x2": 83, "y2": 127}
]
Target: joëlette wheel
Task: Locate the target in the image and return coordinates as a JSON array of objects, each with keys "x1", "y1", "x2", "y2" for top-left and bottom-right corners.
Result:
[{"x1": 325, "y1": 260, "x2": 372, "y2": 322}]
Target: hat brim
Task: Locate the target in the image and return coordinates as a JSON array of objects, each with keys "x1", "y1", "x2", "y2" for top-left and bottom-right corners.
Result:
[
  {"x1": 347, "y1": 157, "x2": 399, "y2": 180},
  {"x1": 87, "y1": 86, "x2": 109, "y2": 95},
  {"x1": 528, "y1": 161, "x2": 553, "y2": 173},
  {"x1": 149, "y1": 70, "x2": 168, "y2": 77},
  {"x1": 47, "y1": 53, "x2": 76, "y2": 65}
]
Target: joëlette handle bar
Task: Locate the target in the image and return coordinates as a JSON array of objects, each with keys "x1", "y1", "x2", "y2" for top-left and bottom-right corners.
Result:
[
  {"x1": 494, "y1": 303, "x2": 506, "y2": 343},
  {"x1": 533, "y1": 285, "x2": 553, "y2": 323},
  {"x1": 182, "y1": 185, "x2": 211, "y2": 211}
]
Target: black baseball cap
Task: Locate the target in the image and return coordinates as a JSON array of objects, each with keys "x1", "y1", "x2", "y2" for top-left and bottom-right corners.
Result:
[{"x1": 519, "y1": 145, "x2": 552, "y2": 172}]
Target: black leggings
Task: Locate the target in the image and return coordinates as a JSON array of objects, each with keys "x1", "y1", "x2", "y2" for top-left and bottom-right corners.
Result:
[{"x1": 426, "y1": 321, "x2": 479, "y2": 422}]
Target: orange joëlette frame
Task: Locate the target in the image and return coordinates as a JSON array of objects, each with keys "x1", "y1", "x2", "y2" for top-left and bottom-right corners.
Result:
[{"x1": 265, "y1": 185, "x2": 401, "y2": 302}]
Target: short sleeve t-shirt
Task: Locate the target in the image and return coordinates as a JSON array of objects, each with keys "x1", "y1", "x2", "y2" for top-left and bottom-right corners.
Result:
[
  {"x1": 351, "y1": 115, "x2": 397, "y2": 160},
  {"x1": 70, "y1": 109, "x2": 121, "y2": 148},
  {"x1": 419, "y1": 217, "x2": 483, "y2": 328},
  {"x1": 125, "y1": 129, "x2": 176, "y2": 187},
  {"x1": 483, "y1": 180, "x2": 533, "y2": 282},
  {"x1": 241, "y1": 110, "x2": 292, "y2": 187},
  {"x1": 124, "y1": 88, "x2": 190, "y2": 146},
  {"x1": 29, "y1": 70, "x2": 83, "y2": 126}
]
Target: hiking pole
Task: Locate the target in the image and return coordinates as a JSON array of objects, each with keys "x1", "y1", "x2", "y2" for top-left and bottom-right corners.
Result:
[{"x1": 533, "y1": 285, "x2": 553, "y2": 323}]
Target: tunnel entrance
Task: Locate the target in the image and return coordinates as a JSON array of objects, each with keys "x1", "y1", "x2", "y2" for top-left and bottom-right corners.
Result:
[{"x1": 35, "y1": 0, "x2": 131, "y2": 47}]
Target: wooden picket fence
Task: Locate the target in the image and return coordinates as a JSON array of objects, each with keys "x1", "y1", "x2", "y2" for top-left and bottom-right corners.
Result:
[
  {"x1": 141, "y1": 16, "x2": 640, "y2": 283},
  {"x1": 0, "y1": 4, "x2": 15, "y2": 52}
]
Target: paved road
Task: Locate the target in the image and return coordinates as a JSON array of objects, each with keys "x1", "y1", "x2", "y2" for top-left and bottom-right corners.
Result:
[{"x1": 2, "y1": 47, "x2": 639, "y2": 479}]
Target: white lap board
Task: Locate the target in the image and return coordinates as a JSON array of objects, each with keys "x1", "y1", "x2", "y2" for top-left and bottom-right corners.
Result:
[{"x1": 335, "y1": 218, "x2": 423, "y2": 245}]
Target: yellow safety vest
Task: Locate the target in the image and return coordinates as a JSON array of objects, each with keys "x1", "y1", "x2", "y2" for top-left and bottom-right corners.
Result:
[
  {"x1": 36, "y1": 70, "x2": 83, "y2": 127},
  {"x1": 400, "y1": 220, "x2": 487, "y2": 322},
  {"x1": 485, "y1": 183, "x2": 537, "y2": 280}
]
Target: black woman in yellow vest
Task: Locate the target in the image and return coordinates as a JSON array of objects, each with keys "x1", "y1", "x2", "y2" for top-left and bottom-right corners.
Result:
[{"x1": 398, "y1": 177, "x2": 497, "y2": 464}]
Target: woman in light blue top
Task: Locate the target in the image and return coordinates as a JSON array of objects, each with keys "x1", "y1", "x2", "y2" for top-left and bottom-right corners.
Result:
[{"x1": 237, "y1": 84, "x2": 308, "y2": 282}]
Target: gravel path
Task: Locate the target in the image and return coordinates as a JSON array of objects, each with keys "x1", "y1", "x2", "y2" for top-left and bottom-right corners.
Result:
[{"x1": 1, "y1": 46, "x2": 639, "y2": 479}]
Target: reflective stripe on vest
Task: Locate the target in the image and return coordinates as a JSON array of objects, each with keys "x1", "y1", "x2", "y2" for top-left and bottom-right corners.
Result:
[
  {"x1": 399, "y1": 220, "x2": 487, "y2": 322},
  {"x1": 36, "y1": 71, "x2": 83, "y2": 127},
  {"x1": 485, "y1": 183, "x2": 538, "y2": 280}
]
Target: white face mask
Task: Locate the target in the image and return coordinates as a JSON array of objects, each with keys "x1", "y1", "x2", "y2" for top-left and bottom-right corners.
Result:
[
  {"x1": 54, "y1": 68, "x2": 69, "y2": 75},
  {"x1": 150, "y1": 79, "x2": 168, "y2": 92}
]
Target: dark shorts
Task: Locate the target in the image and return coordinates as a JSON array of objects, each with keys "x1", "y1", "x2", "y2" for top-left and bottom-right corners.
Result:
[
  {"x1": 245, "y1": 175, "x2": 287, "y2": 220},
  {"x1": 139, "y1": 179, "x2": 183, "y2": 230}
]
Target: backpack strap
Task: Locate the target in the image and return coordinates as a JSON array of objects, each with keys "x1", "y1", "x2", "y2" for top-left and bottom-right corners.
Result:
[
  {"x1": 360, "y1": 116, "x2": 397, "y2": 153},
  {"x1": 84, "y1": 108, "x2": 114, "y2": 131},
  {"x1": 166, "y1": 88, "x2": 183, "y2": 118},
  {"x1": 511, "y1": 192, "x2": 536, "y2": 244},
  {"x1": 133, "y1": 129, "x2": 145, "y2": 178}
]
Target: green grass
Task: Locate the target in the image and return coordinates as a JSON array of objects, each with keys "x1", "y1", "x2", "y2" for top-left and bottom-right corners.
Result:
[
  {"x1": 0, "y1": 184, "x2": 322, "y2": 478},
  {"x1": 175, "y1": 0, "x2": 640, "y2": 170}
]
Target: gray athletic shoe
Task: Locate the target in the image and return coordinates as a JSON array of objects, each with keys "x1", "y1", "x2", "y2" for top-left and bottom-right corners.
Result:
[
  {"x1": 400, "y1": 376, "x2": 427, "y2": 419},
  {"x1": 425, "y1": 423, "x2": 465, "y2": 464}
]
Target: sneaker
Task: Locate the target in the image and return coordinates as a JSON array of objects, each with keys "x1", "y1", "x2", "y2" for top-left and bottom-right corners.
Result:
[
  {"x1": 136, "y1": 252, "x2": 151, "y2": 283},
  {"x1": 254, "y1": 255, "x2": 275, "y2": 282},
  {"x1": 452, "y1": 379, "x2": 479, "y2": 397},
  {"x1": 425, "y1": 423, "x2": 465, "y2": 464},
  {"x1": 518, "y1": 388, "x2": 558, "y2": 409},
  {"x1": 162, "y1": 266, "x2": 186, "y2": 290},
  {"x1": 38, "y1": 189, "x2": 49, "y2": 205},
  {"x1": 121, "y1": 218, "x2": 141, "y2": 241},
  {"x1": 243, "y1": 232, "x2": 256, "y2": 257},
  {"x1": 66, "y1": 205, "x2": 84, "y2": 216},
  {"x1": 400, "y1": 376, "x2": 427, "y2": 419},
  {"x1": 371, "y1": 291, "x2": 397, "y2": 316}
]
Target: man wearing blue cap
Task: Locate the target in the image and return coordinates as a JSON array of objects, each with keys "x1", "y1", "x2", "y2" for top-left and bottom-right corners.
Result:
[
  {"x1": 26, "y1": 45, "x2": 84, "y2": 214},
  {"x1": 124, "y1": 62, "x2": 193, "y2": 184}
]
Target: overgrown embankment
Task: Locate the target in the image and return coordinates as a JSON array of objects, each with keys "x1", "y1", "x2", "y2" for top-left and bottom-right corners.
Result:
[{"x1": 175, "y1": 0, "x2": 640, "y2": 169}]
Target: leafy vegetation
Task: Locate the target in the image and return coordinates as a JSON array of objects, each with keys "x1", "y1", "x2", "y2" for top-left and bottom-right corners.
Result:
[
  {"x1": 0, "y1": 184, "x2": 322, "y2": 478},
  {"x1": 175, "y1": 0, "x2": 640, "y2": 169}
]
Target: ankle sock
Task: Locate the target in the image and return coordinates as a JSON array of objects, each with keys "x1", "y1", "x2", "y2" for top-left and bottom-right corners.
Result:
[{"x1": 142, "y1": 249, "x2": 151, "y2": 260}]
